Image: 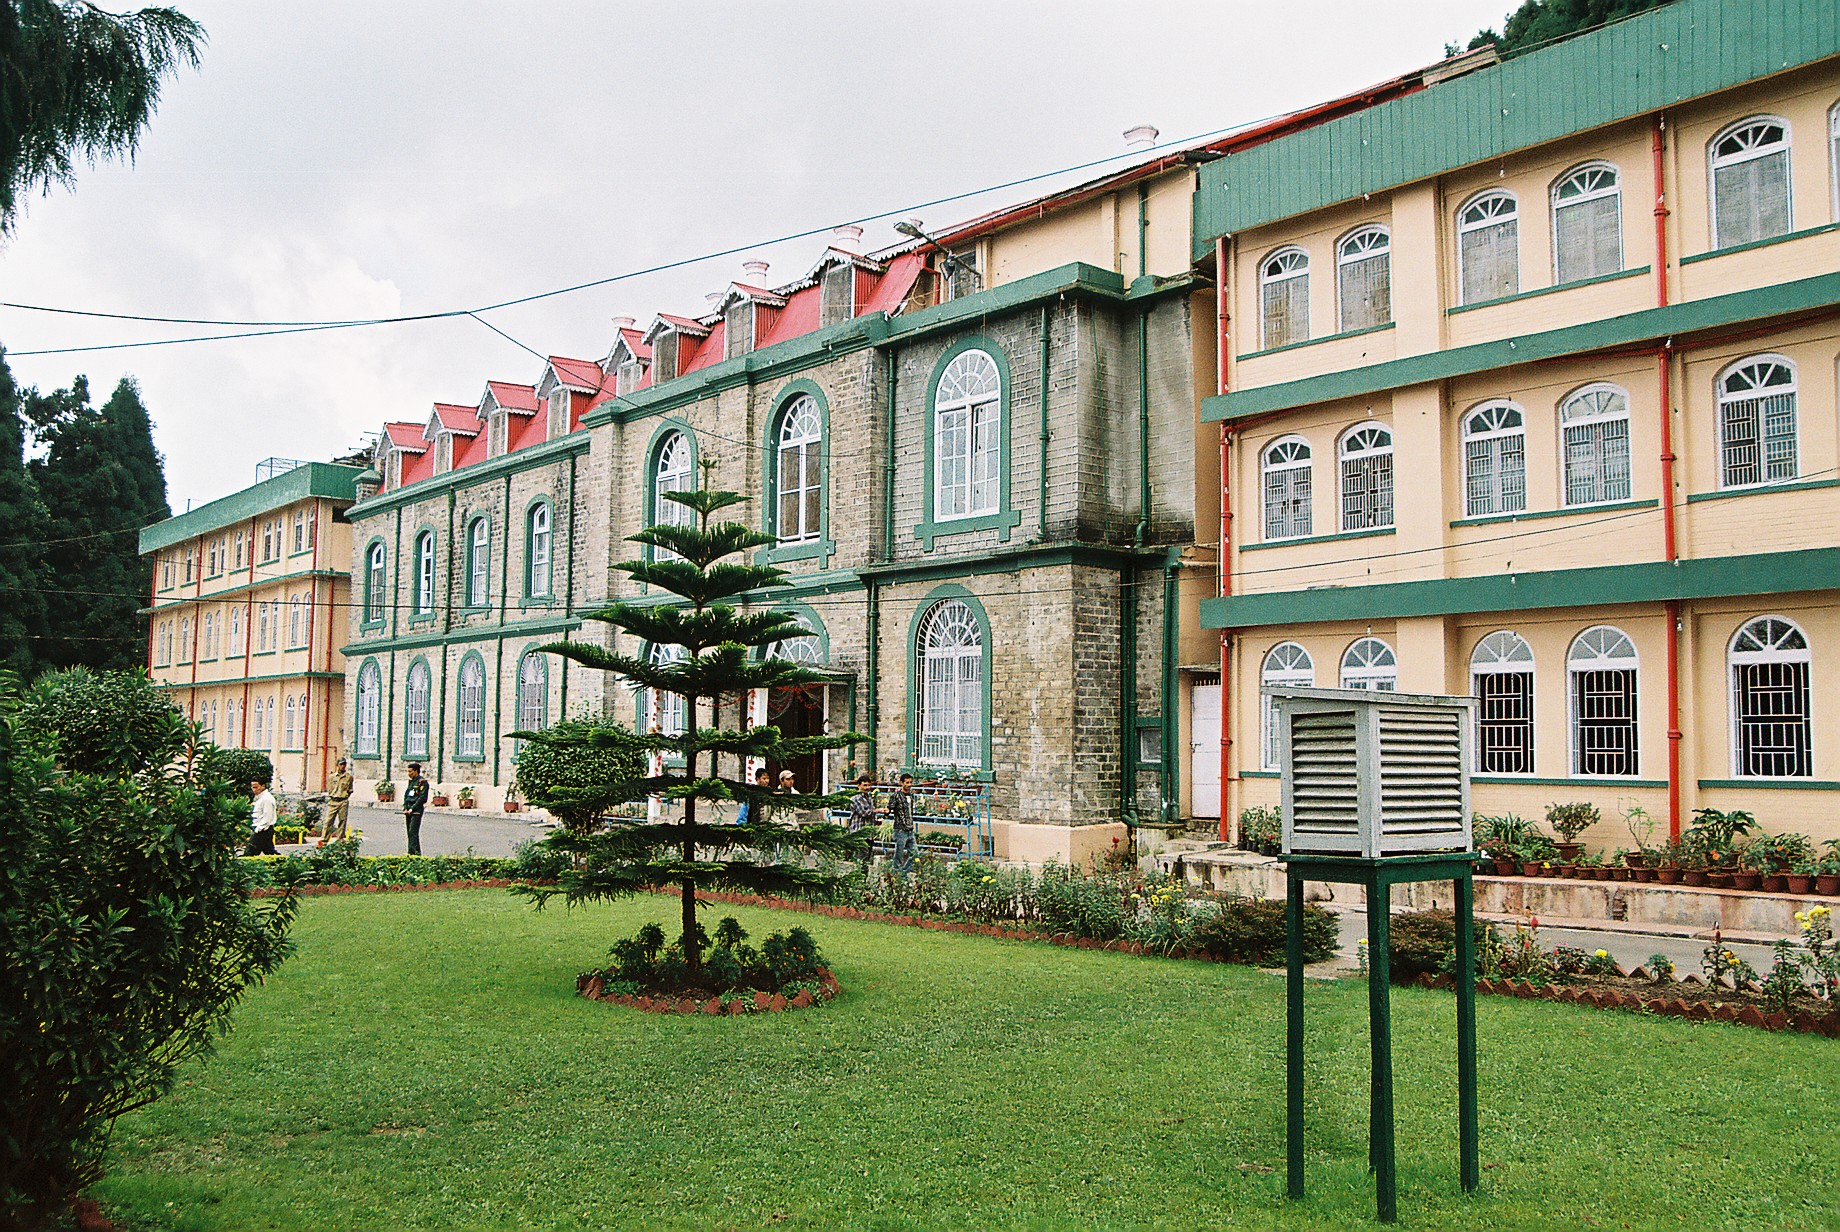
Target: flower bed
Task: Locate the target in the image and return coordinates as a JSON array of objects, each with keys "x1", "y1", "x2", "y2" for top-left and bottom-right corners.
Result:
[{"x1": 578, "y1": 967, "x2": 840, "y2": 1015}]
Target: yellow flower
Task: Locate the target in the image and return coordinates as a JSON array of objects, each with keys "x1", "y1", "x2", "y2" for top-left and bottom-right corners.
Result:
[
  {"x1": 1815, "y1": 906, "x2": 1832, "y2": 917},
  {"x1": 1797, "y1": 911, "x2": 1809, "y2": 922},
  {"x1": 1727, "y1": 955, "x2": 1740, "y2": 966},
  {"x1": 1594, "y1": 949, "x2": 1609, "y2": 959}
]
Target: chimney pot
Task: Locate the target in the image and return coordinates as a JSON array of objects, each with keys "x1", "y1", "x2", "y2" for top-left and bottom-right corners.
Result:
[
  {"x1": 1124, "y1": 124, "x2": 1159, "y2": 150},
  {"x1": 830, "y1": 224, "x2": 864, "y2": 252},
  {"x1": 741, "y1": 259, "x2": 771, "y2": 285},
  {"x1": 610, "y1": 315, "x2": 635, "y2": 332}
]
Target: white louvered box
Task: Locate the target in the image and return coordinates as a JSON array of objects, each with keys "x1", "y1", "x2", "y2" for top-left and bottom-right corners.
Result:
[{"x1": 1270, "y1": 687, "x2": 1475, "y2": 857}]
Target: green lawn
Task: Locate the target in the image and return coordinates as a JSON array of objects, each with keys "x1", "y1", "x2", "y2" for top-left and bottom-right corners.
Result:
[{"x1": 96, "y1": 890, "x2": 1836, "y2": 1232}]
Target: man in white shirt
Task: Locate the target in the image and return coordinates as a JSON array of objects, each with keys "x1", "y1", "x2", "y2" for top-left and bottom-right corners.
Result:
[{"x1": 244, "y1": 777, "x2": 279, "y2": 856}]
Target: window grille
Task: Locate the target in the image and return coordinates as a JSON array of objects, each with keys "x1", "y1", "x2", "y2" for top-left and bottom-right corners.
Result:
[
  {"x1": 1711, "y1": 117, "x2": 1791, "y2": 248},
  {"x1": 355, "y1": 661, "x2": 381, "y2": 755},
  {"x1": 1471, "y1": 631, "x2": 1534, "y2": 773},
  {"x1": 225, "y1": 699, "x2": 238, "y2": 745},
  {"x1": 1338, "y1": 423, "x2": 1393, "y2": 531},
  {"x1": 647, "y1": 644, "x2": 687, "y2": 738},
  {"x1": 1730, "y1": 616, "x2": 1812, "y2": 778},
  {"x1": 464, "y1": 519, "x2": 490, "y2": 606},
  {"x1": 933, "y1": 350, "x2": 1002, "y2": 520},
  {"x1": 1339, "y1": 637, "x2": 1397, "y2": 691},
  {"x1": 918, "y1": 599, "x2": 983, "y2": 766},
  {"x1": 1718, "y1": 356, "x2": 1797, "y2": 488},
  {"x1": 943, "y1": 246, "x2": 982, "y2": 302},
  {"x1": 1336, "y1": 227, "x2": 1391, "y2": 332},
  {"x1": 457, "y1": 657, "x2": 485, "y2": 757},
  {"x1": 725, "y1": 300, "x2": 753, "y2": 359},
  {"x1": 652, "y1": 431, "x2": 694, "y2": 558},
  {"x1": 254, "y1": 604, "x2": 268, "y2": 652},
  {"x1": 821, "y1": 265, "x2": 854, "y2": 327},
  {"x1": 177, "y1": 617, "x2": 190, "y2": 663},
  {"x1": 1457, "y1": 191, "x2": 1519, "y2": 304},
  {"x1": 1462, "y1": 402, "x2": 1526, "y2": 517},
  {"x1": 1568, "y1": 626, "x2": 1638, "y2": 776},
  {"x1": 415, "y1": 532, "x2": 435, "y2": 614},
  {"x1": 1260, "y1": 641, "x2": 1314, "y2": 769},
  {"x1": 1261, "y1": 437, "x2": 1313, "y2": 540},
  {"x1": 767, "y1": 629, "x2": 822, "y2": 663},
  {"x1": 1560, "y1": 385, "x2": 1632, "y2": 506},
  {"x1": 528, "y1": 504, "x2": 552, "y2": 597},
  {"x1": 404, "y1": 660, "x2": 430, "y2": 759},
  {"x1": 1552, "y1": 164, "x2": 1623, "y2": 283},
  {"x1": 1259, "y1": 248, "x2": 1309, "y2": 349},
  {"x1": 775, "y1": 396, "x2": 823, "y2": 542},
  {"x1": 365, "y1": 544, "x2": 386, "y2": 622},
  {"x1": 517, "y1": 653, "x2": 547, "y2": 745}
]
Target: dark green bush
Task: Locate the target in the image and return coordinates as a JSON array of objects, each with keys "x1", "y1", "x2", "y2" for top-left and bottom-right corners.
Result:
[
  {"x1": 1186, "y1": 898, "x2": 1338, "y2": 966},
  {"x1": 594, "y1": 917, "x2": 825, "y2": 996},
  {"x1": 511, "y1": 715, "x2": 647, "y2": 833},
  {"x1": 22, "y1": 666, "x2": 186, "y2": 777},
  {"x1": 1386, "y1": 908, "x2": 1497, "y2": 983},
  {"x1": 204, "y1": 747, "x2": 275, "y2": 797},
  {"x1": 1037, "y1": 863, "x2": 1127, "y2": 939}
]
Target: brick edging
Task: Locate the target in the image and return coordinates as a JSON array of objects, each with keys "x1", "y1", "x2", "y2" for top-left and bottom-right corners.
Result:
[
  {"x1": 576, "y1": 968, "x2": 842, "y2": 1015},
  {"x1": 1416, "y1": 971, "x2": 1840, "y2": 1036},
  {"x1": 251, "y1": 878, "x2": 536, "y2": 898}
]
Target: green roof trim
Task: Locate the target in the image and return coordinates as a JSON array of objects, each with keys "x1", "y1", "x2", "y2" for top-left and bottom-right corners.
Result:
[
  {"x1": 1193, "y1": 0, "x2": 1840, "y2": 254},
  {"x1": 1200, "y1": 547, "x2": 1838, "y2": 629},
  {"x1": 1205, "y1": 270, "x2": 1840, "y2": 422},
  {"x1": 139, "y1": 463, "x2": 363, "y2": 554},
  {"x1": 347, "y1": 433, "x2": 589, "y2": 521}
]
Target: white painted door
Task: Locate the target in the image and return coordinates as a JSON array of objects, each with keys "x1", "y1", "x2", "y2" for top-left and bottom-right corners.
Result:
[{"x1": 1190, "y1": 683, "x2": 1221, "y2": 819}]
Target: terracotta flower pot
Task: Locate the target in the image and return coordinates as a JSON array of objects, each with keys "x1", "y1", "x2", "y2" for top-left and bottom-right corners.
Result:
[
  {"x1": 1520, "y1": 862, "x2": 1543, "y2": 877},
  {"x1": 1623, "y1": 852, "x2": 1647, "y2": 869},
  {"x1": 459, "y1": 798, "x2": 477, "y2": 809},
  {"x1": 430, "y1": 795, "x2": 450, "y2": 808},
  {"x1": 1816, "y1": 874, "x2": 1840, "y2": 896},
  {"x1": 375, "y1": 791, "x2": 394, "y2": 803},
  {"x1": 1493, "y1": 859, "x2": 1517, "y2": 876},
  {"x1": 1706, "y1": 871, "x2": 1733, "y2": 890},
  {"x1": 1635, "y1": 867, "x2": 1657, "y2": 883},
  {"x1": 1731, "y1": 871, "x2": 1762, "y2": 891},
  {"x1": 1762, "y1": 874, "x2": 1788, "y2": 893},
  {"x1": 1654, "y1": 867, "x2": 1683, "y2": 885},
  {"x1": 504, "y1": 802, "x2": 521, "y2": 813},
  {"x1": 1681, "y1": 870, "x2": 1708, "y2": 887},
  {"x1": 1557, "y1": 863, "x2": 1577, "y2": 878},
  {"x1": 1556, "y1": 843, "x2": 1582, "y2": 861},
  {"x1": 1787, "y1": 874, "x2": 1815, "y2": 894}
]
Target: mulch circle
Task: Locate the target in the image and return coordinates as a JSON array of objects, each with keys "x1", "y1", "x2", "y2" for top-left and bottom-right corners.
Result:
[{"x1": 575, "y1": 968, "x2": 841, "y2": 1015}]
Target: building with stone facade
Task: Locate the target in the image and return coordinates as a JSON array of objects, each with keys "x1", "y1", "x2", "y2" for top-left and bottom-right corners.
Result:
[
  {"x1": 1196, "y1": 0, "x2": 1840, "y2": 847},
  {"x1": 139, "y1": 460, "x2": 362, "y2": 793}
]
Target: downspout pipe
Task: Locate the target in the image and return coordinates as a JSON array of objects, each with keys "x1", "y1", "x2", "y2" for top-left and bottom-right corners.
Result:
[
  {"x1": 1654, "y1": 114, "x2": 1683, "y2": 842},
  {"x1": 1038, "y1": 304, "x2": 1051, "y2": 539},
  {"x1": 1134, "y1": 307, "x2": 1151, "y2": 547},
  {"x1": 1161, "y1": 554, "x2": 1178, "y2": 823},
  {"x1": 1215, "y1": 236, "x2": 1234, "y2": 843}
]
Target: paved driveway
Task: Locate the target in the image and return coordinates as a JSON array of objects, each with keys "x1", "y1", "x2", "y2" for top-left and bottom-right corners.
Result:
[{"x1": 333, "y1": 803, "x2": 555, "y2": 858}]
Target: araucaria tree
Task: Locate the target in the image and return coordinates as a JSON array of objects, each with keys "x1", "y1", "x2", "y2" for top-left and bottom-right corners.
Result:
[{"x1": 517, "y1": 477, "x2": 864, "y2": 981}]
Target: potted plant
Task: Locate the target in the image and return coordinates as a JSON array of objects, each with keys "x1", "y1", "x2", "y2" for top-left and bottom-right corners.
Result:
[
  {"x1": 1546, "y1": 802, "x2": 1599, "y2": 862},
  {"x1": 457, "y1": 784, "x2": 477, "y2": 809},
  {"x1": 1787, "y1": 860, "x2": 1818, "y2": 896},
  {"x1": 1816, "y1": 847, "x2": 1840, "y2": 898},
  {"x1": 1652, "y1": 838, "x2": 1685, "y2": 885},
  {"x1": 503, "y1": 786, "x2": 522, "y2": 814},
  {"x1": 374, "y1": 779, "x2": 396, "y2": 803},
  {"x1": 429, "y1": 786, "x2": 451, "y2": 807}
]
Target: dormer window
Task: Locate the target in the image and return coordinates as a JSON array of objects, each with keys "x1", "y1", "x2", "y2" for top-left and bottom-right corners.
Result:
[
  {"x1": 547, "y1": 386, "x2": 570, "y2": 438},
  {"x1": 386, "y1": 450, "x2": 403, "y2": 488},
  {"x1": 653, "y1": 332, "x2": 679, "y2": 382},
  {"x1": 488, "y1": 410, "x2": 508, "y2": 457},
  {"x1": 943, "y1": 245, "x2": 982, "y2": 301},
  {"x1": 435, "y1": 434, "x2": 453, "y2": 473},
  {"x1": 725, "y1": 300, "x2": 753, "y2": 359},
  {"x1": 616, "y1": 358, "x2": 643, "y2": 396},
  {"x1": 821, "y1": 265, "x2": 855, "y2": 327}
]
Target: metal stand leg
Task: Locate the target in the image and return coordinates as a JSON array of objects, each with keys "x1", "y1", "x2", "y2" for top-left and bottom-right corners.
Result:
[
  {"x1": 1367, "y1": 877, "x2": 1397, "y2": 1223},
  {"x1": 1286, "y1": 871, "x2": 1305, "y2": 1201},
  {"x1": 1455, "y1": 873, "x2": 1479, "y2": 1194}
]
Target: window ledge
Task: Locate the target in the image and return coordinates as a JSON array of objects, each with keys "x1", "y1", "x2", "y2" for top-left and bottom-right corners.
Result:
[
  {"x1": 762, "y1": 537, "x2": 836, "y2": 566},
  {"x1": 1241, "y1": 526, "x2": 1395, "y2": 553},
  {"x1": 1686, "y1": 477, "x2": 1840, "y2": 504},
  {"x1": 1473, "y1": 774, "x2": 1666, "y2": 787},
  {"x1": 1697, "y1": 778, "x2": 1838, "y2": 792},
  {"x1": 407, "y1": 614, "x2": 438, "y2": 627},
  {"x1": 1447, "y1": 265, "x2": 1649, "y2": 315},
  {"x1": 907, "y1": 767, "x2": 997, "y2": 784},
  {"x1": 453, "y1": 753, "x2": 487, "y2": 764},
  {"x1": 914, "y1": 508, "x2": 1021, "y2": 552},
  {"x1": 1236, "y1": 320, "x2": 1395, "y2": 362},
  {"x1": 351, "y1": 752, "x2": 383, "y2": 762},
  {"x1": 1680, "y1": 222, "x2": 1840, "y2": 266},
  {"x1": 1452, "y1": 498, "x2": 1656, "y2": 528}
]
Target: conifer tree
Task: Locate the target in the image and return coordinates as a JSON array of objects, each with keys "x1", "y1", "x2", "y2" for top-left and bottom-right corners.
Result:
[
  {"x1": 517, "y1": 472, "x2": 865, "y2": 978},
  {"x1": 0, "y1": 352, "x2": 47, "y2": 678}
]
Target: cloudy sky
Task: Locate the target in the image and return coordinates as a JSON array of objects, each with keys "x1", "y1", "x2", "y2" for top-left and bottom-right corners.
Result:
[{"x1": 0, "y1": 0, "x2": 1507, "y2": 510}]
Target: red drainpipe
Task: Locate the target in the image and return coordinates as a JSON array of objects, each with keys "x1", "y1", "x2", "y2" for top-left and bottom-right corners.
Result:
[
  {"x1": 1215, "y1": 235, "x2": 1234, "y2": 842},
  {"x1": 1654, "y1": 115, "x2": 1683, "y2": 842}
]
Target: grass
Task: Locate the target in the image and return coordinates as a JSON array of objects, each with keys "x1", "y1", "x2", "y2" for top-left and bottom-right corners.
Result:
[{"x1": 95, "y1": 890, "x2": 1837, "y2": 1232}]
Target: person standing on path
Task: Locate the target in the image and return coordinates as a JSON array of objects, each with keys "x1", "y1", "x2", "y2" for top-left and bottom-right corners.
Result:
[
  {"x1": 243, "y1": 776, "x2": 279, "y2": 856},
  {"x1": 888, "y1": 772, "x2": 917, "y2": 874},
  {"x1": 401, "y1": 762, "x2": 430, "y2": 856},
  {"x1": 846, "y1": 773, "x2": 879, "y2": 870},
  {"x1": 322, "y1": 757, "x2": 354, "y2": 842},
  {"x1": 736, "y1": 766, "x2": 772, "y2": 826}
]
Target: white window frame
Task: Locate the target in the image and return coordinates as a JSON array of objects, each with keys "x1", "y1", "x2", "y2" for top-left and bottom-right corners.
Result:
[
  {"x1": 1831, "y1": 103, "x2": 1840, "y2": 222},
  {"x1": 1471, "y1": 630, "x2": 1535, "y2": 775},
  {"x1": 1337, "y1": 422, "x2": 1394, "y2": 531},
  {"x1": 365, "y1": 543, "x2": 386, "y2": 623},
  {"x1": 287, "y1": 595, "x2": 304, "y2": 648},
  {"x1": 1260, "y1": 436, "x2": 1313, "y2": 542},
  {"x1": 468, "y1": 518, "x2": 490, "y2": 607},
  {"x1": 1461, "y1": 401, "x2": 1527, "y2": 518},
  {"x1": 229, "y1": 607, "x2": 244, "y2": 656},
  {"x1": 355, "y1": 661, "x2": 381, "y2": 756},
  {"x1": 652, "y1": 430, "x2": 694, "y2": 547},
  {"x1": 1559, "y1": 384, "x2": 1633, "y2": 507},
  {"x1": 1259, "y1": 247, "x2": 1310, "y2": 349},
  {"x1": 518, "y1": 652, "x2": 548, "y2": 736},
  {"x1": 1709, "y1": 116, "x2": 1793, "y2": 250},
  {"x1": 1339, "y1": 637, "x2": 1397, "y2": 691},
  {"x1": 775, "y1": 395, "x2": 823, "y2": 543},
  {"x1": 1335, "y1": 226, "x2": 1391, "y2": 333},
  {"x1": 282, "y1": 695, "x2": 298, "y2": 750},
  {"x1": 1567, "y1": 625, "x2": 1640, "y2": 777},
  {"x1": 415, "y1": 531, "x2": 435, "y2": 615},
  {"x1": 1717, "y1": 354, "x2": 1798, "y2": 489},
  {"x1": 1259, "y1": 642, "x2": 1313, "y2": 769},
  {"x1": 404, "y1": 659, "x2": 431, "y2": 760},
  {"x1": 1456, "y1": 190, "x2": 1520, "y2": 305},
  {"x1": 917, "y1": 599, "x2": 984, "y2": 768},
  {"x1": 1728, "y1": 615, "x2": 1813, "y2": 779},
  {"x1": 932, "y1": 349, "x2": 1002, "y2": 522},
  {"x1": 457, "y1": 656, "x2": 486, "y2": 758},
  {"x1": 528, "y1": 504, "x2": 552, "y2": 598},
  {"x1": 1550, "y1": 162, "x2": 1623, "y2": 284},
  {"x1": 647, "y1": 643, "x2": 688, "y2": 739}
]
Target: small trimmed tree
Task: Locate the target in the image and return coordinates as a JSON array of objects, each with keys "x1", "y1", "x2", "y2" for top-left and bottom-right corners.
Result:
[
  {"x1": 515, "y1": 476, "x2": 865, "y2": 980},
  {"x1": 512, "y1": 712, "x2": 647, "y2": 834}
]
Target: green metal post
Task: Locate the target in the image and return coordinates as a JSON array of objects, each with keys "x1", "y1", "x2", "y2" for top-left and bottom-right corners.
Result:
[
  {"x1": 1367, "y1": 873, "x2": 1397, "y2": 1222},
  {"x1": 1456, "y1": 870, "x2": 1480, "y2": 1194},
  {"x1": 1286, "y1": 869, "x2": 1306, "y2": 1201}
]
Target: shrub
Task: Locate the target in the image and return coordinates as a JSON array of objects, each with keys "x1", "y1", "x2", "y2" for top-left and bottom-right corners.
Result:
[
  {"x1": 1386, "y1": 908, "x2": 1496, "y2": 983},
  {"x1": 205, "y1": 747, "x2": 276, "y2": 797},
  {"x1": 1545, "y1": 802, "x2": 1600, "y2": 844},
  {"x1": 511, "y1": 714, "x2": 647, "y2": 833},
  {"x1": 1237, "y1": 806, "x2": 1281, "y2": 853},
  {"x1": 1037, "y1": 861, "x2": 1127, "y2": 939},
  {"x1": 593, "y1": 917, "x2": 825, "y2": 996},
  {"x1": 1186, "y1": 897, "x2": 1338, "y2": 965},
  {"x1": 0, "y1": 678, "x2": 296, "y2": 1225}
]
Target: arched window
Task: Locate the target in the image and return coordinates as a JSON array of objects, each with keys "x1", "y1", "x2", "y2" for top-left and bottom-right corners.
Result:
[
  {"x1": 1260, "y1": 642, "x2": 1314, "y2": 769},
  {"x1": 932, "y1": 349, "x2": 1002, "y2": 521},
  {"x1": 1568, "y1": 626, "x2": 1639, "y2": 776},
  {"x1": 646, "y1": 643, "x2": 687, "y2": 738},
  {"x1": 917, "y1": 599, "x2": 984, "y2": 767},
  {"x1": 518, "y1": 652, "x2": 548, "y2": 738},
  {"x1": 249, "y1": 697, "x2": 263, "y2": 748},
  {"x1": 355, "y1": 660, "x2": 381, "y2": 756},
  {"x1": 767, "y1": 619, "x2": 823, "y2": 664},
  {"x1": 1718, "y1": 356, "x2": 1797, "y2": 488},
  {"x1": 1551, "y1": 163, "x2": 1622, "y2": 283},
  {"x1": 457, "y1": 655, "x2": 486, "y2": 758},
  {"x1": 1339, "y1": 637, "x2": 1397, "y2": 691},
  {"x1": 1730, "y1": 616, "x2": 1812, "y2": 778},
  {"x1": 229, "y1": 607, "x2": 244, "y2": 656},
  {"x1": 1336, "y1": 227, "x2": 1391, "y2": 332},
  {"x1": 283, "y1": 695, "x2": 298, "y2": 749},
  {"x1": 1471, "y1": 631, "x2": 1535, "y2": 774},
  {"x1": 364, "y1": 542, "x2": 386, "y2": 623},
  {"x1": 414, "y1": 531, "x2": 435, "y2": 615},
  {"x1": 774, "y1": 395, "x2": 823, "y2": 542},
  {"x1": 1338, "y1": 423, "x2": 1393, "y2": 531},
  {"x1": 527, "y1": 503, "x2": 552, "y2": 599},
  {"x1": 287, "y1": 595, "x2": 304, "y2": 647},
  {"x1": 1710, "y1": 116, "x2": 1792, "y2": 249},
  {"x1": 652, "y1": 430, "x2": 694, "y2": 549},
  {"x1": 467, "y1": 518, "x2": 490, "y2": 607},
  {"x1": 404, "y1": 659, "x2": 431, "y2": 759},
  {"x1": 202, "y1": 611, "x2": 216, "y2": 658},
  {"x1": 1560, "y1": 384, "x2": 1632, "y2": 506},
  {"x1": 1457, "y1": 190, "x2": 1519, "y2": 304},
  {"x1": 224, "y1": 698, "x2": 238, "y2": 746},
  {"x1": 256, "y1": 603, "x2": 269, "y2": 652},
  {"x1": 177, "y1": 616, "x2": 191, "y2": 663},
  {"x1": 1261, "y1": 436, "x2": 1313, "y2": 541},
  {"x1": 1462, "y1": 402, "x2": 1526, "y2": 517},
  {"x1": 1259, "y1": 247, "x2": 1310, "y2": 349}
]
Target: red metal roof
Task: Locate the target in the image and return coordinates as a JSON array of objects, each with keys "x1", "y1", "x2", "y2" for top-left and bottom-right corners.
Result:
[
  {"x1": 384, "y1": 422, "x2": 428, "y2": 453},
  {"x1": 655, "y1": 313, "x2": 710, "y2": 335},
  {"x1": 756, "y1": 283, "x2": 820, "y2": 348},
  {"x1": 485, "y1": 380, "x2": 539, "y2": 414},
  {"x1": 859, "y1": 252, "x2": 925, "y2": 317},
  {"x1": 548, "y1": 355, "x2": 603, "y2": 392},
  {"x1": 430, "y1": 404, "x2": 479, "y2": 435}
]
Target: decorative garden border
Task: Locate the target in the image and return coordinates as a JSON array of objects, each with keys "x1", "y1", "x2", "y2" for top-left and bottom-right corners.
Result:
[
  {"x1": 1415, "y1": 971, "x2": 1840, "y2": 1036},
  {"x1": 576, "y1": 968, "x2": 841, "y2": 1015}
]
